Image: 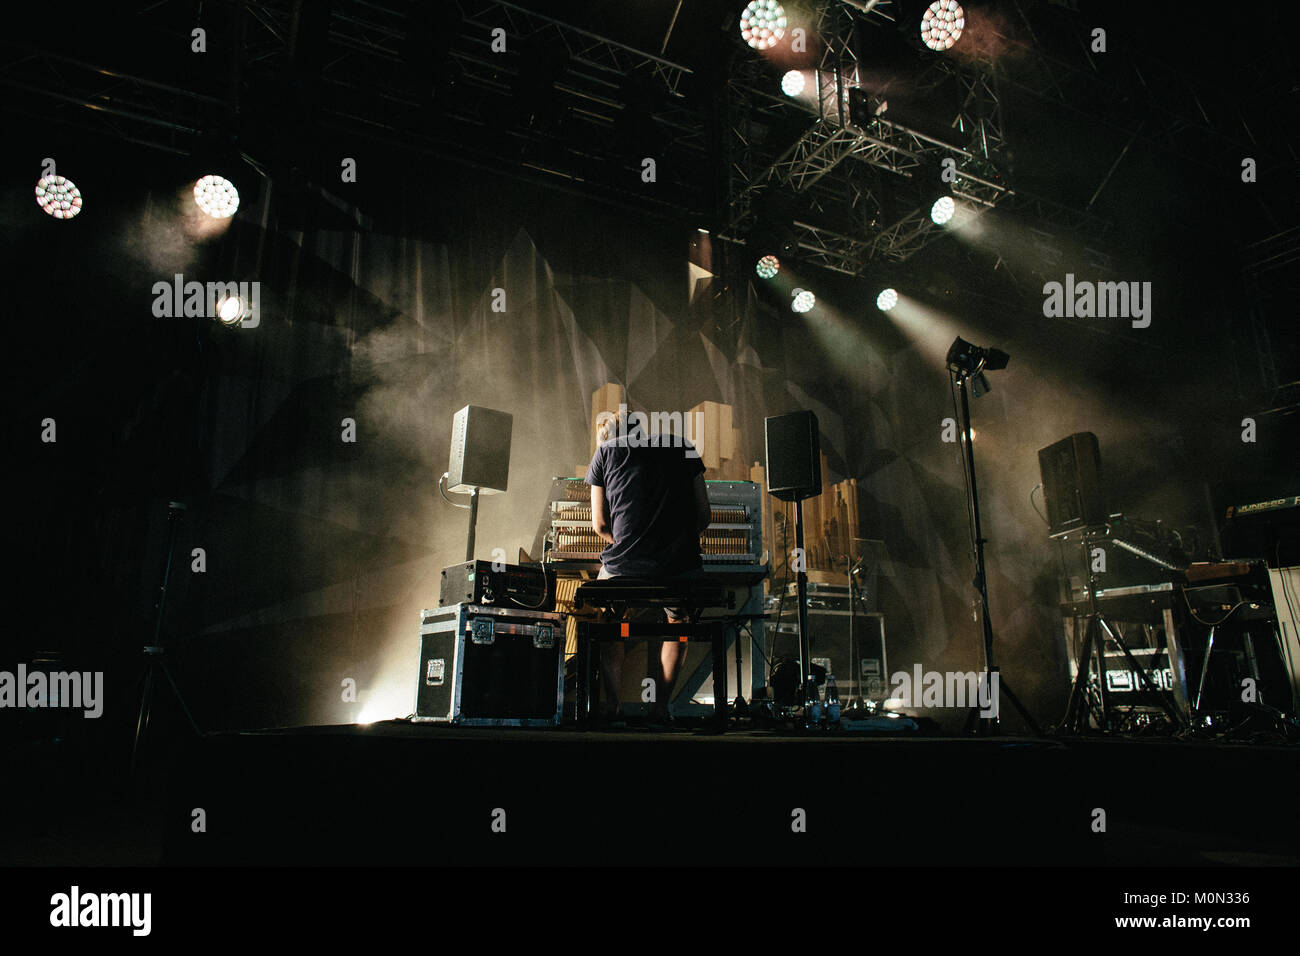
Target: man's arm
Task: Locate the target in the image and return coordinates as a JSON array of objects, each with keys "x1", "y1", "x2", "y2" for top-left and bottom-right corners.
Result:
[
  {"x1": 591, "y1": 484, "x2": 615, "y2": 545},
  {"x1": 693, "y1": 474, "x2": 711, "y2": 533}
]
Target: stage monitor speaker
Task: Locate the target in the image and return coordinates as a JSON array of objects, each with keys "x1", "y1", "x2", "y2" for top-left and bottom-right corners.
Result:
[
  {"x1": 448, "y1": 405, "x2": 512, "y2": 494},
  {"x1": 765, "y1": 410, "x2": 822, "y2": 502},
  {"x1": 1038, "y1": 432, "x2": 1105, "y2": 535}
]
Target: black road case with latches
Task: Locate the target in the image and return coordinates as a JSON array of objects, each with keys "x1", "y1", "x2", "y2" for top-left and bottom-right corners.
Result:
[{"x1": 414, "y1": 603, "x2": 566, "y2": 725}]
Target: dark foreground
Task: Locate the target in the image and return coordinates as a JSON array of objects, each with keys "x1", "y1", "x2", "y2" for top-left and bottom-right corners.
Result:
[{"x1": 5, "y1": 721, "x2": 1297, "y2": 867}]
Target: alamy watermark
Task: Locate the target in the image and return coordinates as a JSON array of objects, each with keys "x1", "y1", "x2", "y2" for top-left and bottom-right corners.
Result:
[
  {"x1": 50, "y1": 886, "x2": 151, "y2": 936},
  {"x1": 888, "y1": 666, "x2": 999, "y2": 718},
  {"x1": 595, "y1": 403, "x2": 705, "y2": 458},
  {"x1": 1042, "y1": 273, "x2": 1151, "y2": 328},
  {"x1": 151, "y1": 273, "x2": 260, "y2": 327},
  {"x1": 0, "y1": 665, "x2": 103, "y2": 718}
]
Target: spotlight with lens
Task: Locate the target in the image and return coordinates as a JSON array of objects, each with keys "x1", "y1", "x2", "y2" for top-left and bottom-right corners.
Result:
[
  {"x1": 930, "y1": 196, "x2": 955, "y2": 225},
  {"x1": 216, "y1": 294, "x2": 249, "y2": 327},
  {"x1": 194, "y1": 174, "x2": 240, "y2": 218},
  {"x1": 740, "y1": 1, "x2": 787, "y2": 51},
  {"x1": 792, "y1": 288, "x2": 815, "y2": 313},
  {"x1": 921, "y1": 1, "x2": 965, "y2": 51},
  {"x1": 781, "y1": 70, "x2": 805, "y2": 97},
  {"x1": 947, "y1": 337, "x2": 1009, "y2": 374},
  {"x1": 35, "y1": 175, "x2": 83, "y2": 219},
  {"x1": 876, "y1": 288, "x2": 898, "y2": 312},
  {"x1": 756, "y1": 255, "x2": 780, "y2": 279}
]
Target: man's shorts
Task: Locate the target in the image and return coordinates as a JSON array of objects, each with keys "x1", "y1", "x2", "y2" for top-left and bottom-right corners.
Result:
[{"x1": 597, "y1": 565, "x2": 705, "y2": 622}]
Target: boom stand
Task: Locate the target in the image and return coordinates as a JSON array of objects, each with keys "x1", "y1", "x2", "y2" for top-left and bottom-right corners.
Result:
[{"x1": 952, "y1": 369, "x2": 1041, "y2": 736}]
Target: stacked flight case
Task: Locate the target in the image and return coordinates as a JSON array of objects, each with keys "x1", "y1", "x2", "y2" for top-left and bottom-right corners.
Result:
[{"x1": 413, "y1": 603, "x2": 566, "y2": 726}]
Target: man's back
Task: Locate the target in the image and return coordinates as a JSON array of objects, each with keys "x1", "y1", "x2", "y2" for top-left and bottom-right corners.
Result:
[{"x1": 585, "y1": 429, "x2": 706, "y2": 578}]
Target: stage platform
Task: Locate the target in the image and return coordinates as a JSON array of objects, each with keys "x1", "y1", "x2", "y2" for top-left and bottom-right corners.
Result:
[{"x1": 10, "y1": 721, "x2": 1295, "y2": 867}]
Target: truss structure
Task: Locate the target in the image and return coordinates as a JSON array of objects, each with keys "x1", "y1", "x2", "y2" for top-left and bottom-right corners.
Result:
[
  {"x1": 2, "y1": 0, "x2": 1284, "y2": 276},
  {"x1": 724, "y1": 0, "x2": 1114, "y2": 274}
]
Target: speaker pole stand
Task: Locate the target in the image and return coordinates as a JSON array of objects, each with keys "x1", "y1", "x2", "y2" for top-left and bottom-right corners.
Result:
[
  {"x1": 793, "y1": 497, "x2": 817, "y2": 726},
  {"x1": 465, "y1": 486, "x2": 480, "y2": 561},
  {"x1": 952, "y1": 369, "x2": 1041, "y2": 736},
  {"x1": 764, "y1": 410, "x2": 824, "y2": 728},
  {"x1": 732, "y1": 618, "x2": 747, "y2": 713}
]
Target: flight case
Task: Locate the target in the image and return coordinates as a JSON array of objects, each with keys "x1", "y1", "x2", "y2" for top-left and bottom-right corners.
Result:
[{"x1": 413, "y1": 603, "x2": 566, "y2": 725}]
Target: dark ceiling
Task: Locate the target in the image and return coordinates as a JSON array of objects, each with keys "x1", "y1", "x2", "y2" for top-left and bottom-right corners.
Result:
[
  {"x1": 4, "y1": 1, "x2": 1296, "y2": 228},
  {"x1": 3, "y1": 0, "x2": 1298, "y2": 386}
]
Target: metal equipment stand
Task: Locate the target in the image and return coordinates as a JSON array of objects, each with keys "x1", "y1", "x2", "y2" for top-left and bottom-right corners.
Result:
[
  {"x1": 951, "y1": 367, "x2": 1041, "y2": 735},
  {"x1": 1061, "y1": 528, "x2": 1184, "y2": 733}
]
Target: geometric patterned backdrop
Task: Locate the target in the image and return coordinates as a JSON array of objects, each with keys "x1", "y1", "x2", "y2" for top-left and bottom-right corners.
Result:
[{"x1": 13, "y1": 154, "x2": 1280, "y2": 736}]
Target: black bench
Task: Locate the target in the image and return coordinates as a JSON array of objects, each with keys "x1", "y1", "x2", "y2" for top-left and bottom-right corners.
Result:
[{"x1": 571, "y1": 578, "x2": 737, "y2": 733}]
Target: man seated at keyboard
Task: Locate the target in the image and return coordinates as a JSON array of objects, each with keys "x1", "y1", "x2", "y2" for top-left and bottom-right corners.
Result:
[{"x1": 586, "y1": 406, "x2": 711, "y2": 724}]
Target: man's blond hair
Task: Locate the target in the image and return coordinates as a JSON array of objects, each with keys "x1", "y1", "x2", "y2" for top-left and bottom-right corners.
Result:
[{"x1": 596, "y1": 404, "x2": 637, "y2": 444}]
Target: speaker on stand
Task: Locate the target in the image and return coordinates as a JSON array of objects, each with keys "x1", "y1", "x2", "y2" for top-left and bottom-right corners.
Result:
[
  {"x1": 440, "y1": 405, "x2": 513, "y2": 560},
  {"x1": 765, "y1": 410, "x2": 823, "y2": 727},
  {"x1": 1037, "y1": 432, "x2": 1106, "y2": 536}
]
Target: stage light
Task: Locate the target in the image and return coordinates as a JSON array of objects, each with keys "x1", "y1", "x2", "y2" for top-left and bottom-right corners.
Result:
[
  {"x1": 921, "y1": 1, "x2": 965, "y2": 51},
  {"x1": 216, "y1": 294, "x2": 248, "y2": 326},
  {"x1": 947, "y1": 336, "x2": 1009, "y2": 374},
  {"x1": 740, "y1": 1, "x2": 787, "y2": 51},
  {"x1": 781, "y1": 70, "x2": 805, "y2": 97},
  {"x1": 756, "y1": 254, "x2": 780, "y2": 279},
  {"x1": 930, "y1": 195, "x2": 955, "y2": 225},
  {"x1": 35, "y1": 175, "x2": 83, "y2": 220},
  {"x1": 194, "y1": 174, "x2": 240, "y2": 218},
  {"x1": 792, "y1": 288, "x2": 815, "y2": 313},
  {"x1": 876, "y1": 288, "x2": 898, "y2": 311}
]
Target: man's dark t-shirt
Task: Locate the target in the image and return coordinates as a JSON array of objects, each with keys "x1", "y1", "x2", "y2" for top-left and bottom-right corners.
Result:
[{"x1": 585, "y1": 428, "x2": 707, "y2": 578}]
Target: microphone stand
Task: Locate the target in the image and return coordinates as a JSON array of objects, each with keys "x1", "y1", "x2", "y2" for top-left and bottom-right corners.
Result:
[{"x1": 846, "y1": 556, "x2": 866, "y2": 710}]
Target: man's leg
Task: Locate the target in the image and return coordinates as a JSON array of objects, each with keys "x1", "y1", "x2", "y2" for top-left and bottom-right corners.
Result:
[
  {"x1": 594, "y1": 567, "x2": 625, "y2": 720},
  {"x1": 649, "y1": 611, "x2": 690, "y2": 720},
  {"x1": 599, "y1": 640, "x2": 625, "y2": 719}
]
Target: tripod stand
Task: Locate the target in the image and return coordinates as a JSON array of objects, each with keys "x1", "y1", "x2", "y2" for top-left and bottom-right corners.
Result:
[
  {"x1": 949, "y1": 364, "x2": 1041, "y2": 735},
  {"x1": 132, "y1": 500, "x2": 202, "y2": 767}
]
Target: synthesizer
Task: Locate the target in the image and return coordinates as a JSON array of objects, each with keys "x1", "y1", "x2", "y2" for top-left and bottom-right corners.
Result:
[
  {"x1": 540, "y1": 477, "x2": 764, "y2": 568},
  {"x1": 1223, "y1": 493, "x2": 1300, "y2": 567}
]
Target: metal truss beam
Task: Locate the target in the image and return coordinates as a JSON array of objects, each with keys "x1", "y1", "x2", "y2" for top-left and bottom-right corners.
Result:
[
  {"x1": 951, "y1": 67, "x2": 1006, "y2": 162},
  {"x1": 0, "y1": 46, "x2": 227, "y2": 155},
  {"x1": 273, "y1": 0, "x2": 712, "y2": 166},
  {"x1": 790, "y1": 218, "x2": 874, "y2": 275},
  {"x1": 456, "y1": 0, "x2": 694, "y2": 97}
]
